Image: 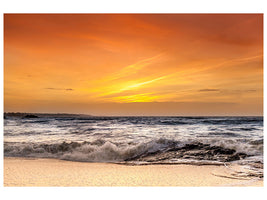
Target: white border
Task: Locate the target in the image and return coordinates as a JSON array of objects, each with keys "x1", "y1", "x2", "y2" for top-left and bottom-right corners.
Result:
[
  {"x1": 0, "y1": 0, "x2": 266, "y2": 200},
  {"x1": 0, "y1": 0, "x2": 266, "y2": 13}
]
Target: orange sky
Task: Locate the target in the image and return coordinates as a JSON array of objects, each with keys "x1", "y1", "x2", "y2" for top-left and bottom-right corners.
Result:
[{"x1": 4, "y1": 14, "x2": 263, "y2": 116}]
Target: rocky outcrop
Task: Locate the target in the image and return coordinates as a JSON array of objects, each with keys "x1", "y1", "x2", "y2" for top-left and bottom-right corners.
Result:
[{"x1": 125, "y1": 142, "x2": 248, "y2": 163}]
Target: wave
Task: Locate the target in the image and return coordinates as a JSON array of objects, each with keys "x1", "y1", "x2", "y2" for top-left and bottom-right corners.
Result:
[
  {"x1": 4, "y1": 139, "x2": 172, "y2": 162},
  {"x1": 200, "y1": 118, "x2": 262, "y2": 125},
  {"x1": 249, "y1": 139, "x2": 263, "y2": 145},
  {"x1": 4, "y1": 138, "x2": 262, "y2": 163},
  {"x1": 208, "y1": 132, "x2": 241, "y2": 137},
  {"x1": 228, "y1": 127, "x2": 259, "y2": 131},
  {"x1": 159, "y1": 120, "x2": 187, "y2": 125},
  {"x1": 6, "y1": 116, "x2": 262, "y2": 128}
]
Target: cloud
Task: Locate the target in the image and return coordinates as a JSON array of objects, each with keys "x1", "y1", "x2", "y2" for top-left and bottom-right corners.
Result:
[
  {"x1": 245, "y1": 89, "x2": 257, "y2": 92},
  {"x1": 198, "y1": 89, "x2": 220, "y2": 92},
  {"x1": 45, "y1": 88, "x2": 73, "y2": 91},
  {"x1": 96, "y1": 75, "x2": 169, "y2": 98},
  {"x1": 198, "y1": 89, "x2": 257, "y2": 94},
  {"x1": 101, "y1": 53, "x2": 165, "y2": 82},
  {"x1": 222, "y1": 89, "x2": 257, "y2": 94}
]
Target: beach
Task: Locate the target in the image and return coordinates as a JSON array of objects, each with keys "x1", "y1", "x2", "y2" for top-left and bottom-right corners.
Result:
[
  {"x1": 4, "y1": 116, "x2": 264, "y2": 187},
  {"x1": 4, "y1": 157, "x2": 263, "y2": 187}
]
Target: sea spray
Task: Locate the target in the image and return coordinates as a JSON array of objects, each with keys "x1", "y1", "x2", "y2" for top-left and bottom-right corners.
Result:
[{"x1": 4, "y1": 115, "x2": 263, "y2": 178}]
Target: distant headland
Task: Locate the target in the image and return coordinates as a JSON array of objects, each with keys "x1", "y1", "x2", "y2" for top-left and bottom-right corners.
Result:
[{"x1": 4, "y1": 112, "x2": 92, "y2": 119}]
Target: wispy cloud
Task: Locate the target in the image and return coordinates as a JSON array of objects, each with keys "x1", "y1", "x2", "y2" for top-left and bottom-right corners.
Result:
[
  {"x1": 102, "y1": 53, "x2": 165, "y2": 82},
  {"x1": 198, "y1": 89, "x2": 220, "y2": 92},
  {"x1": 222, "y1": 89, "x2": 257, "y2": 94},
  {"x1": 45, "y1": 88, "x2": 74, "y2": 91},
  {"x1": 118, "y1": 76, "x2": 167, "y2": 92},
  {"x1": 110, "y1": 93, "x2": 158, "y2": 103},
  {"x1": 86, "y1": 53, "x2": 168, "y2": 99},
  {"x1": 98, "y1": 75, "x2": 169, "y2": 98}
]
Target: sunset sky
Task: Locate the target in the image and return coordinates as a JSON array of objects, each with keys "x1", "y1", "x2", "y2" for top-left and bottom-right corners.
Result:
[{"x1": 4, "y1": 14, "x2": 263, "y2": 116}]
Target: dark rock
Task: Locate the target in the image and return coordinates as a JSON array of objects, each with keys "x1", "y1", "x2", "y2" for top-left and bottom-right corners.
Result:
[
  {"x1": 124, "y1": 141, "x2": 247, "y2": 163},
  {"x1": 235, "y1": 152, "x2": 247, "y2": 159},
  {"x1": 182, "y1": 142, "x2": 203, "y2": 150},
  {"x1": 250, "y1": 162, "x2": 263, "y2": 169},
  {"x1": 212, "y1": 147, "x2": 236, "y2": 155},
  {"x1": 183, "y1": 155, "x2": 193, "y2": 159},
  {"x1": 225, "y1": 154, "x2": 240, "y2": 162}
]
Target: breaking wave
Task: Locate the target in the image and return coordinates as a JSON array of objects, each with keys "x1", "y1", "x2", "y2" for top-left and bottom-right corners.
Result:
[
  {"x1": 4, "y1": 137, "x2": 262, "y2": 163},
  {"x1": 4, "y1": 116, "x2": 263, "y2": 179}
]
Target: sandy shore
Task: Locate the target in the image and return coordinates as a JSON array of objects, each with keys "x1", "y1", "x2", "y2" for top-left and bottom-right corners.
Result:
[{"x1": 4, "y1": 157, "x2": 263, "y2": 187}]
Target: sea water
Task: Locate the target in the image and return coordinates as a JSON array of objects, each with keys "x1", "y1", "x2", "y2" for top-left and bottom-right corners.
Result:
[{"x1": 4, "y1": 115, "x2": 263, "y2": 178}]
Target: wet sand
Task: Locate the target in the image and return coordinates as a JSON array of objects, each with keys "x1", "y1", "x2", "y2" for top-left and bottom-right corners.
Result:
[{"x1": 4, "y1": 157, "x2": 263, "y2": 187}]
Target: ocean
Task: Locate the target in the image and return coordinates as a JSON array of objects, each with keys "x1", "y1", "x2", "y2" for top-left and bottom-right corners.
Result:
[{"x1": 4, "y1": 114, "x2": 263, "y2": 179}]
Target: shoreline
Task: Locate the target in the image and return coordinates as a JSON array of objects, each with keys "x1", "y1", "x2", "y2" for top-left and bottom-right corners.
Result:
[{"x1": 4, "y1": 157, "x2": 263, "y2": 187}]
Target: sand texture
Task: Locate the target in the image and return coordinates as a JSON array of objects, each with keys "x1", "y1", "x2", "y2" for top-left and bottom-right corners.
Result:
[{"x1": 4, "y1": 157, "x2": 263, "y2": 187}]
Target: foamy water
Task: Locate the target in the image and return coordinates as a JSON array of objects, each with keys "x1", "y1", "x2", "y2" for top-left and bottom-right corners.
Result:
[{"x1": 4, "y1": 115, "x2": 263, "y2": 178}]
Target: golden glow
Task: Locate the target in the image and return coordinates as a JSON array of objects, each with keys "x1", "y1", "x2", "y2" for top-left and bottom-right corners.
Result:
[
  {"x1": 111, "y1": 93, "x2": 159, "y2": 103},
  {"x1": 4, "y1": 14, "x2": 263, "y2": 115}
]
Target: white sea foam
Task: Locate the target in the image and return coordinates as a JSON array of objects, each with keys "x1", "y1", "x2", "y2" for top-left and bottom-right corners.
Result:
[{"x1": 3, "y1": 116, "x2": 263, "y2": 179}]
